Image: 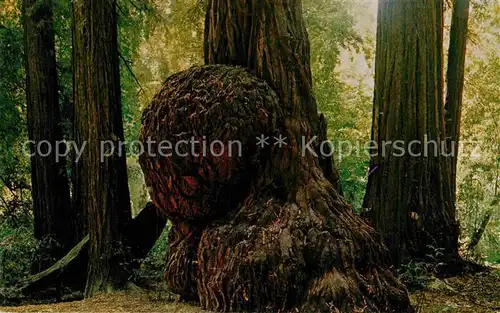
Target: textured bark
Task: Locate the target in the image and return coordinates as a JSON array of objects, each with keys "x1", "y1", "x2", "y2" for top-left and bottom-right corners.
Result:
[
  {"x1": 363, "y1": 0, "x2": 459, "y2": 266},
  {"x1": 139, "y1": 1, "x2": 413, "y2": 311},
  {"x1": 164, "y1": 223, "x2": 200, "y2": 302},
  {"x1": 18, "y1": 202, "x2": 166, "y2": 300},
  {"x1": 445, "y1": 0, "x2": 470, "y2": 196},
  {"x1": 140, "y1": 66, "x2": 282, "y2": 223},
  {"x1": 204, "y1": 0, "x2": 341, "y2": 191},
  {"x1": 72, "y1": 0, "x2": 132, "y2": 297},
  {"x1": 23, "y1": 0, "x2": 73, "y2": 271},
  {"x1": 140, "y1": 68, "x2": 412, "y2": 311}
]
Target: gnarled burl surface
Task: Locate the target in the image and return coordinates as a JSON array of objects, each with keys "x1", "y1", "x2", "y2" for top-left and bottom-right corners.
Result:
[{"x1": 139, "y1": 65, "x2": 413, "y2": 312}]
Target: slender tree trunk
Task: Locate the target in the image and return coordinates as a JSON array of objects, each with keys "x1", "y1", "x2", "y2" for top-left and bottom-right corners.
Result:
[
  {"x1": 68, "y1": 0, "x2": 88, "y2": 250},
  {"x1": 467, "y1": 210, "x2": 492, "y2": 252},
  {"x1": 363, "y1": 0, "x2": 459, "y2": 267},
  {"x1": 72, "y1": 0, "x2": 132, "y2": 297},
  {"x1": 445, "y1": 0, "x2": 470, "y2": 197},
  {"x1": 23, "y1": 0, "x2": 73, "y2": 272}
]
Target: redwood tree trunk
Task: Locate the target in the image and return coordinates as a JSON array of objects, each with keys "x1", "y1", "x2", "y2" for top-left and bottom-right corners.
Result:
[
  {"x1": 204, "y1": 0, "x2": 341, "y2": 190},
  {"x1": 363, "y1": 0, "x2": 459, "y2": 267},
  {"x1": 72, "y1": 0, "x2": 132, "y2": 297},
  {"x1": 445, "y1": 0, "x2": 470, "y2": 197},
  {"x1": 23, "y1": 0, "x2": 73, "y2": 271},
  {"x1": 140, "y1": 0, "x2": 413, "y2": 311}
]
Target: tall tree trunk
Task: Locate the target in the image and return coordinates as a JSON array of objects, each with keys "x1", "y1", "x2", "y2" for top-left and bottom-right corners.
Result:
[
  {"x1": 445, "y1": 0, "x2": 470, "y2": 197},
  {"x1": 72, "y1": 0, "x2": 132, "y2": 297},
  {"x1": 205, "y1": 0, "x2": 341, "y2": 190},
  {"x1": 363, "y1": 0, "x2": 459, "y2": 267},
  {"x1": 23, "y1": 0, "x2": 73, "y2": 272},
  {"x1": 139, "y1": 0, "x2": 412, "y2": 311}
]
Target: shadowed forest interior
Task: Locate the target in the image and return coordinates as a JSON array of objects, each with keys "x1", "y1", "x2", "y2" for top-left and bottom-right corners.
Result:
[{"x1": 0, "y1": 0, "x2": 498, "y2": 312}]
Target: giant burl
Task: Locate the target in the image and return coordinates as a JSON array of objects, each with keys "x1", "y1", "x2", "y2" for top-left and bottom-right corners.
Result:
[{"x1": 139, "y1": 65, "x2": 412, "y2": 312}]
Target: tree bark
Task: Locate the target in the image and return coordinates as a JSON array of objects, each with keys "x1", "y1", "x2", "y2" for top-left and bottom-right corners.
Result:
[
  {"x1": 19, "y1": 202, "x2": 167, "y2": 298},
  {"x1": 72, "y1": 0, "x2": 132, "y2": 297},
  {"x1": 204, "y1": 0, "x2": 341, "y2": 191},
  {"x1": 22, "y1": 0, "x2": 73, "y2": 272},
  {"x1": 363, "y1": 0, "x2": 459, "y2": 266},
  {"x1": 141, "y1": 64, "x2": 412, "y2": 313},
  {"x1": 445, "y1": 0, "x2": 470, "y2": 197},
  {"x1": 18, "y1": 202, "x2": 166, "y2": 300},
  {"x1": 139, "y1": 0, "x2": 413, "y2": 311}
]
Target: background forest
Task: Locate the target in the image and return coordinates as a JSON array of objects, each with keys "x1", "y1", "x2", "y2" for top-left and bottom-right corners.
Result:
[{"x1": 0, "y1": 0, "x2": 498, "y2": 310}]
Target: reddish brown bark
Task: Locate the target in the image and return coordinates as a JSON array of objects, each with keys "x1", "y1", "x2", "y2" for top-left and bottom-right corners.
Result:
[
  {"x1": 23, "y1": 0, "x2": 73, "y2": 271},
  {"x1": 204, "y1": 0, "x2": 341, "y2": 191},
  {"x1": 72, "y1": 0, "x2": 132, "y2": 297},
  {"x1": 140, "y1": 64, "x2": 412, "y2": 312},
  {"x1": 445, "y1": 0, "x2": 470, "y2": 196},
  {"x1": 363, "y1": 0, "x2": 459, "y2": 267}
]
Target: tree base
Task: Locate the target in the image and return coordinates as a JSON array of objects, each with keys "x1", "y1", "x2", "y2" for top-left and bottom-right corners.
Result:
[
  {"x1": 195, "y1": 177, "x2": 411, "y2": 312},
  {"x1": 140, "y1": 65, "x2": 414, "y2": 312}
]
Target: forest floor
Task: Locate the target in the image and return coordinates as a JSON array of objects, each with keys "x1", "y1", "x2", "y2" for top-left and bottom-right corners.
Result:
[
  {"x1": 0, "y1": 269, "x2": 498, "y2": 313},
  {"x1": 409, "y1": 268, "x2": 500, "y2": 313}
]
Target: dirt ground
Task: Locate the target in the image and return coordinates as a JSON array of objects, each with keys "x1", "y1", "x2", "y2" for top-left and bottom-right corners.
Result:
[
  {"x1": 0, "y1": 291, "x2": 200, "y2": 313},
  {"x1": 1, "y1": 270, "x2": 498, "y2": 313},
  {"x1": 409, "y1": 269, "x2": 500, "y2": 313}
]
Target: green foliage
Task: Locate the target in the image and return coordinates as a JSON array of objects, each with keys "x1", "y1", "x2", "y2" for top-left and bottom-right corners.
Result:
[
  {"x1": 456, "y1": 1, "x2": 500, "y2": 263},
  {"x1": 0, "y1": 11, "x2": 27, "y2": 180},
  {"x1": 305, "y1": 0, "x2": 375, "y2": 209},
  {"x1": 399, "y1": 260, "x2": 435, "y2": 290},
  {"x1": 304, "y1": 0, "x2": 362, "y2": 117},
  {"x1": 53, "y1": 0, "x2": 73, "y2": 139},
  {"x1": 0, "y1": 0, "x2": 498, "y2": 293},
  {"x1": 0, "y1": 209, "x2": 34, "y2": 288},
  {"x1": 118, "y1": 0, "x2": 155, "y2": 141},
  {"x1": 132, "y1": 223, "x2": 170, "y2": 282},
  {"x1": 119, "y1": 0, "x2": 204, "y2": 141},
  {"x1": 399, "y1": 245, "x2": 446, "y2": 290},
  {"x1": 0, "y1": 8, "x2": 33, "y2": 286}
]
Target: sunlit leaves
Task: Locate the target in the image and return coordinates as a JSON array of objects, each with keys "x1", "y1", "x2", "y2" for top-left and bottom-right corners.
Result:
[{"x1": 457, "y1": 0, "x2": 500, "y2": 262}]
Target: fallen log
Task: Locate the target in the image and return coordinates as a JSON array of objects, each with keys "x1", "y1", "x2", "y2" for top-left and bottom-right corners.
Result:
[
  {"x1": 19, "y1": 202, "x2": 167, "y2": 297},
  {"x1": 19, "y1": 235, "x2": 89, "y2": 295}
]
